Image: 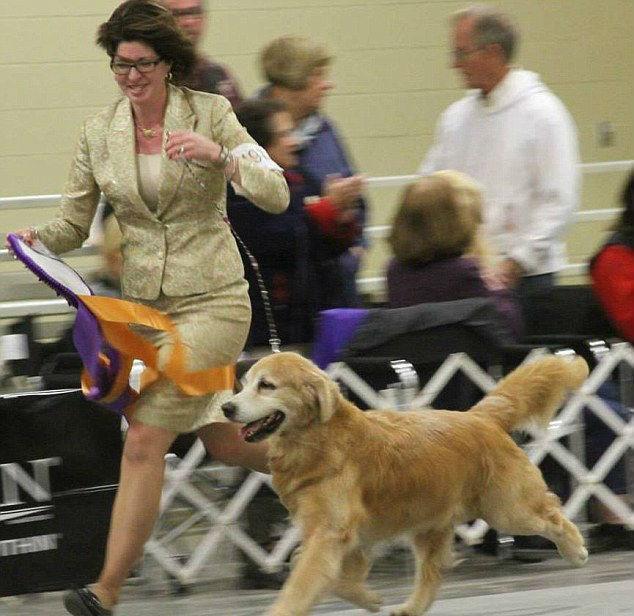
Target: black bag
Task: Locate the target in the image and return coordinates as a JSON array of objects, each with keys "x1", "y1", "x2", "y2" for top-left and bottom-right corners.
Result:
[{"x1": 0, "y1": 390, "x2": 122, "y2": 596}]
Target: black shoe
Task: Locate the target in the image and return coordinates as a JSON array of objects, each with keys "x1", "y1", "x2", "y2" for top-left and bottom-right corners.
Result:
[{"x1": 63, "y1": 588, "x2": 113, "y2": 615}]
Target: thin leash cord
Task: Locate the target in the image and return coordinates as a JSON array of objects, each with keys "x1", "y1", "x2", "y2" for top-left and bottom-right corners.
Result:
[
  {"x1": 226, "y1": 219, "x2": 282, "y2": 354},
  {"x1": 178, "y1": 156, "x2": 282, "y2": 354}
]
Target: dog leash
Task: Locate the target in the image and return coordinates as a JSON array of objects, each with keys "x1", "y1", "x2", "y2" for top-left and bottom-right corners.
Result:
[
  {"x1": 228, "y1": 226, "x2": 281, "y2": 354},
  {"x1": 179, "y1": 155, "x2": 282, "y2": 354}
]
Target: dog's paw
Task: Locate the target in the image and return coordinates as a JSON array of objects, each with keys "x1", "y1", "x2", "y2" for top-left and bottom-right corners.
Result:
[
  {"x1": 335, "y1": 585, "x2": 383, "y2": 612},
  {"x1": 389, "y1": 603, "x2": 424, "y2": 616},
  {"x1": 556, "y1": 540, "x2": 589, "y2": 567},
  {"x1": 265, "y1": 608, "x2": 294, "y2": 616},
  {"x1": 357, "y1": 589, "x2": 383, "y2": 612},
  {"x1": 567, "y1": 545, "x2": 589, "y2": 568}
]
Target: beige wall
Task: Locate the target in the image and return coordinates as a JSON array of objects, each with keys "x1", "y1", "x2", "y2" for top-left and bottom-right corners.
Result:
[{"x1": 1, "y1": 0, "x2": 633, "y2": 292}]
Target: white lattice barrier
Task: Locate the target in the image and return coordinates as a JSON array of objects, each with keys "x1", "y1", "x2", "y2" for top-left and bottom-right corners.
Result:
[
  {"x1": 145, "y1": 345, "x2": 634, "y2": 583},
  {"x1": 145, "y1": 441, "x2": 300, "y2": 583},
  {"x1": 528, "y1": 343, "x2": 634, "y2": 527}
]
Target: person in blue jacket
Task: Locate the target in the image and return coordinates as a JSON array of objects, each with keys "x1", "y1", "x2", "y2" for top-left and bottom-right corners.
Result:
[
  {"x1": 227, "y1": 99, "x2": 362, "y2": 347},
  {"x1": 257, "y1": 35, "x2": 368, "y2": 306}
]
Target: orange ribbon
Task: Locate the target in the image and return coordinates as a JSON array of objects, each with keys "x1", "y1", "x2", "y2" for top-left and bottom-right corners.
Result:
[{"x1": 76, "y1": 294, "x2": 235, "y2": 412}]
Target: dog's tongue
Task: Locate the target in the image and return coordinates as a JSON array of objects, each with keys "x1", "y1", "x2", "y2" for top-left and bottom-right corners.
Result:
[
  {"x1": 240, "y1": 418, "x2": 268, "y2": 442},
  {"x1": 240, "y1": 411, "x2": 285, "y2": 442}
]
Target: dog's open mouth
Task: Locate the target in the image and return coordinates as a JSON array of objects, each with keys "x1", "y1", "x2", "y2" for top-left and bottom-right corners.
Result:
[{"x1": 240, "y1": 411, "x2": 285, "y2": 442}]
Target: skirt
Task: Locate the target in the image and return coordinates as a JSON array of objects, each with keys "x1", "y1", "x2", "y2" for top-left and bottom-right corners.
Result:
[{"x1": 127, "y1": 278, "x2": 250, "y2": 433}]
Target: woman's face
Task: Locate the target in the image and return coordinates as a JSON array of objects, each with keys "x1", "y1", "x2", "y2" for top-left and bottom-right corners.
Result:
[
  {"x1": 112, "y1": 41, "x2": 171, "y2": 108},
  {"x1": 266, "y1": 111, "x2": 298, "y2": 170}
]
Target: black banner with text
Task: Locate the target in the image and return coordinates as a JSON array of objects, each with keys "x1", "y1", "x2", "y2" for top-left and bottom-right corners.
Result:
[{"x1": 0, "y1": 390, "x2": 122, "y2": 596}]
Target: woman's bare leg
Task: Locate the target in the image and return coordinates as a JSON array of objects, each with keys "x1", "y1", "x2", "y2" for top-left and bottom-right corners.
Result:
[
  {"x1": 92, "y1": 421, "x2": 177, "y2": 608},
  {"x1": 197, "y1": 421, "x2": 269, "y2": 473}
]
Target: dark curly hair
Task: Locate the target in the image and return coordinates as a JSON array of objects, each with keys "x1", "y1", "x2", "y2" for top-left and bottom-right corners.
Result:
[{"x1": 96, "y1": 0, "x2": 196, "y2": 83}]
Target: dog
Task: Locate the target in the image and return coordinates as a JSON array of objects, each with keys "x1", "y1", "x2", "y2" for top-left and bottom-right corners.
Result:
[{"x1": 222, "y1": 352, "x2": 589, "y2": 616}]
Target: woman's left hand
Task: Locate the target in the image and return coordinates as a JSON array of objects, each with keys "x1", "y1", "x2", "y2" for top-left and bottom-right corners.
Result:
[
  {"x1": 5, "y1": 227, "x2": 38, "y2": 250},
  {"x1": 165, "y1": 130, "x2": 222, "y2": 164}
]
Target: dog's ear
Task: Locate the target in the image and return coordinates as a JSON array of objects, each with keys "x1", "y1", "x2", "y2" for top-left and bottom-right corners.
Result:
[{"x1": 307, "y1": 372, "x2": 339, "y2": 423}]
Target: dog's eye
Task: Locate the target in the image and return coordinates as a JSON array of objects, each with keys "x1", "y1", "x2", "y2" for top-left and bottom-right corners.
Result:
[{"x1": 258, "y1": 378, "x2": 276, "y2": 391}]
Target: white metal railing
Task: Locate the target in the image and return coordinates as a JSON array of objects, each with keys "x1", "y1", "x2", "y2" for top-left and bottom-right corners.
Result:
[
  {"x1": 0, "y1": 194, "x2": 62, "y2": 211},
  {"x1": 1, "y1": 160, "x2": 631, "y2": 212},
  {"x1": 0, "y1": 299, "x2": 74, "y2": 319},
  {"x1": 1, "y1": 160, "x2": 631, "y2": 314},
  {"x1": 363, "y1": 160, "x2": 633, "y2": 189}
]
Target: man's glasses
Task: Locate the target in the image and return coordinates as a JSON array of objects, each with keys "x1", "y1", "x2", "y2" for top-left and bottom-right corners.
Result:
[
  {"x1": 451, "y1": 47, "x2": 483, "y2": 62},
  {"x1": 110, "y1": 58, "x2": 162, "y2": 75},
  {"x1": 171, "y1": 7, "x2": 204, "y2": 18}
]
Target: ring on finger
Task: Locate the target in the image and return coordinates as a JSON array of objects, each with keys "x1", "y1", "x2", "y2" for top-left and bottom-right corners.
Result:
[{"x1": 179, "y1": 145, "x2": 185, "y2": 157}]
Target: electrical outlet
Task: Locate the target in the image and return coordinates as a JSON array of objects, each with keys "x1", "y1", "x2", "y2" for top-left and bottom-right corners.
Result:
[{"x1": 596, "y1": 121, "x2": 615, "y2": 147}]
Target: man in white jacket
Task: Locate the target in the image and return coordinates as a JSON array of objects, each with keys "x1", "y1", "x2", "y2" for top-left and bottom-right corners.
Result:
[{"x1": 419, "y1": 4, "x2": 580, "y2": 296}]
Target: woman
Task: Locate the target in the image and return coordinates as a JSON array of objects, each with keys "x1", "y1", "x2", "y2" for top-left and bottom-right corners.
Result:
[
  {"x1": 590, "y1": 169, "x2": 634, "y2": 341},
  {"x1": 8, "y1": 2, "x2": 288, "y2": 614},
  {"x1": 259, "y1": 35, "x2": 367, "y2": 307},
  {"x1": 227, "y1": 99, "x2": 360, "y2": 347},
  {"x1": 386, "y1": 171, "x2": 522, "y2": 339}
]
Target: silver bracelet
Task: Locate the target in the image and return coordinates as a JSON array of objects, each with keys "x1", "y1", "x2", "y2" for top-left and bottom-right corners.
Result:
[{"x1": 223, "y1": 152, "x2": 238, "y2": 180}]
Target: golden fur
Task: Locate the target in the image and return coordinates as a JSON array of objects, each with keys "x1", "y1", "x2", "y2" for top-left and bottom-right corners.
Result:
[{"x1": 223, "y1": 352, "x2": 589, "y2": 616}]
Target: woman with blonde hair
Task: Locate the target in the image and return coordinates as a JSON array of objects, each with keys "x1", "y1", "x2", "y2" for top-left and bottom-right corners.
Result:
[
  {"x1": 259, "y1": 35, "x2": 367, "y2": 307},
  {"x1": 386, "y1": 170, "x2": 521, "y2": 338}
]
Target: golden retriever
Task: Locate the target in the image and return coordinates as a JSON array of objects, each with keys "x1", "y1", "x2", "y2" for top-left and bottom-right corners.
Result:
[{"x1": 222, "y1": 352, "x2": 589, "y2": 616}]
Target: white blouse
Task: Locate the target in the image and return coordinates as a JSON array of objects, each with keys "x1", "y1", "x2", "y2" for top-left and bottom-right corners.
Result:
[{"x1": 136, "y1": 154, "x2": 161, "y2": 210}]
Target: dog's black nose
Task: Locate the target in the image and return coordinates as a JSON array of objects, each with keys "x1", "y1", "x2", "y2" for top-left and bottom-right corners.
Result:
[{"x1": 222, "y1": 401, "x2": 237, "y2": 419}]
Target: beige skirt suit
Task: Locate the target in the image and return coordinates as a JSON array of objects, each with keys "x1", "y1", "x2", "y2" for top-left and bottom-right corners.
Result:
[{"x1": 36, "y1": 85, "x2": 289, "y2": 432}]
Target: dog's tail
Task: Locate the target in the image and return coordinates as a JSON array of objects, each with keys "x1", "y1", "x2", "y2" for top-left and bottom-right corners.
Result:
[{"x1": 470, "y1": 355, "x2": 589, "y2": 433}]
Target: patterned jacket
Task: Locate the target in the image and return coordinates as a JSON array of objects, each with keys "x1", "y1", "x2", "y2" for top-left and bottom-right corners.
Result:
[{"x1": 37, "y1": 85, "x2": 289, "y2": 300}]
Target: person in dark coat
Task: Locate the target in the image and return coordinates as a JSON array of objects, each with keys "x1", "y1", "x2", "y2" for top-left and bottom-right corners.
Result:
[
  {"x1": 258, "y1": 35, "x2": 367, "y2": 306},
  {"x1": 227, "y1": 99, "x2": 361, "y2": 347},
  {"x1": 164, "y1": 0, "x2": 242, "y2": 108}
]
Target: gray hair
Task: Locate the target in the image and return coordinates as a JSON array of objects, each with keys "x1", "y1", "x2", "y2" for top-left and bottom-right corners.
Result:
[{"x1": 452, "y1": 4, "x2": 519, "y2": 61}]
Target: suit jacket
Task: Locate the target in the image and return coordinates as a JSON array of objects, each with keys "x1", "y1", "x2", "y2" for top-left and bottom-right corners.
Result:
[{"x1": 37, "y1": 85, "x2": 289, "y2": 300}]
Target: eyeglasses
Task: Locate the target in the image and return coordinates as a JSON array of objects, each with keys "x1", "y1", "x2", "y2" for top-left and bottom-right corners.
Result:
[
  {"x1": 110, "y1": 58, "x2": 162, "y2": 75},
  {"x1": 171, "y1": 6, "x2": 204, "y2": 18},
  {"x1": 451, "y1": 47, "x2": 483, "y2": 62}
]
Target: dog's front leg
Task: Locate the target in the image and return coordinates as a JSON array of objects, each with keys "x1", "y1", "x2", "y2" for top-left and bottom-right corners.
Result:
[
  {"x1": 333, "y1": 548, "x2": 383, "y2": 612},
  {"x1": 390, "y1": 528, "x2": 454, "y2": 616},
  {"x1": 266, "y1": 528, "x2": 350, "y2": 616}
]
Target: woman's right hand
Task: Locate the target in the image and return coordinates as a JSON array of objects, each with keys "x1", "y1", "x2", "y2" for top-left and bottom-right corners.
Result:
[{"x1": 5, "y1": 227, "x2": 38, "y2": 251}]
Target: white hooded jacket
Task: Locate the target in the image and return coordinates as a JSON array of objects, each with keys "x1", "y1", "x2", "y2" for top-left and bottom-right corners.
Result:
[{"x1": 419, "y1": 69, "x2": 580, "y2": 277}]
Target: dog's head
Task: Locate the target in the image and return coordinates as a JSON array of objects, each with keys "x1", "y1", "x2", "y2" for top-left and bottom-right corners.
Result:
[{"x1": 221, "y1": 352, "x2": 340, "y2": 442}]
